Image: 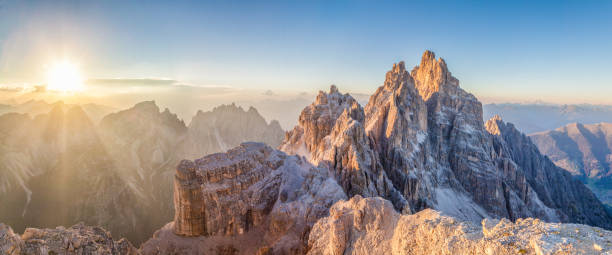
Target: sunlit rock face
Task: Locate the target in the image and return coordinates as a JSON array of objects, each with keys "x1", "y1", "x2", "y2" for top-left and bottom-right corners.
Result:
[
  {"x1": 145, "y1": 50, "x2": 612, "y2": 254},
  {"x1": 280, "y1": 50, "x2": 612, "y2": 226},
  {"x1": 141, "y1": 142, "x2": 345, "y2": 254},
  {"x1": 530, "y1": 122, "x2": 612, "y2": 206},
  {"x1": 280, "y1": 85, "x2": 409, "y2": 212},
  {"x1": 0, "y1": 222, "x2": 138, "y2": 255},
  {"x1": 0, "y1": 101, "x2": 285, "y2": 246},
  {"x1": 307, "y1": 196, "x2": 612, "y2": 255}
]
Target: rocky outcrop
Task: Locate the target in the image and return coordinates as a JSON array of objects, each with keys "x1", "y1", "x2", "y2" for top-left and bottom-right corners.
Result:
[
  {"x1": 308, "y1": 196, "x2": 612, "y2": 255},
  {"x1": 141, "y1": 142, "x2": 346, "y2": 254},
  {"x1": 0, "y1": 222, "x2": 138, "y2": 255}
]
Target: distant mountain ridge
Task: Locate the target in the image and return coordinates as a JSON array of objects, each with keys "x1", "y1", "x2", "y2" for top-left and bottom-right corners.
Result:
[
  {"x1": 529, "y1": 122, "x2": 612, "y2": 207},
  {"x1": 0, "y1": 99, "x2": 117, "y2": 124},
  {"x1": 0, "y1": 101, "x2": 284, "y2": 245},
  {"x1": 484, "y1": 103, "x2": 612, "y2": 133}
]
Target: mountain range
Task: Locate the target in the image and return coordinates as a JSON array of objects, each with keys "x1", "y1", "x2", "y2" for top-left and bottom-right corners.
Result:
[
  {"x1": 140, "y1": 51, "x2": 612, "y2": 254},
  {"x1": 0, "y1": 101, "x2": 284, "y2": 245},
  {"x1": 530, "y1": 122, "x2": 612, "y2": 209},
  {"x1": 484, "y1": 103, "x2": 612, "y2": 134},
  {"x1": 1, "y1": 51, "x2": 612, "y2": 254}
]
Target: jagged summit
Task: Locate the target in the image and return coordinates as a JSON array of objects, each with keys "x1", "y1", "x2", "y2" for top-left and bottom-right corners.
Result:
[
  {"x1": 329, "y1": 84, "x2": 339, "y2": 94},
  {"x1": 411, "y1": 50, "x2": 460, "y2": 101},
  {"x1": 280, "y1": 85, "x2": 361, "y2": 161},
  {"x1": 132, "y1": 100, "x2": 160, "y2": 112},
  {"x1": 184, "y1": 102, "x2": 284, "y2": 158},
  {"x1": 391, "y1": 61, "x2": 406, "y2": 73},
  {"x1": 285, "y1": 51, "x2": 612, "y2": 227},
  {"x1": 485, "y1": 114, "x2": 503, "y2": 135}
]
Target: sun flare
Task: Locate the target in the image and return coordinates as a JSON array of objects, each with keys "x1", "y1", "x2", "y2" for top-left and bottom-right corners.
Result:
[{"x1": 46, "y1": 61, "x2": 84, "y2": 92}]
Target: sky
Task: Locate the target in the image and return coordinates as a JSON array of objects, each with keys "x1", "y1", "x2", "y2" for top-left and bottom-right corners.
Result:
[{"x1": 1, "y1": 0, "x2": 612, "y2": 106}]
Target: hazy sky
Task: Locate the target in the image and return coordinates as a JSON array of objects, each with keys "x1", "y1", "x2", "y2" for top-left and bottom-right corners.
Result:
[{"x1": 1, "y1": 0, "x2": 612, "y2": 104}]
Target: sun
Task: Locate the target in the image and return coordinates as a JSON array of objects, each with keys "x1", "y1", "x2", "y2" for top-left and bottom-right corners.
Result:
[{"x1": 46, "y1": 61, "x2": 84, "y2": 92}]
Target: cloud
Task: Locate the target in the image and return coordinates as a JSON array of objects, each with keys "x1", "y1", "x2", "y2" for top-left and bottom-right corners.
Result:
[
  {"x1": 262, "y1": 90, "x2": 276, "y2": 96},
  {"x1": 86, "y1": 78, "x2": 177, "y2": 87}
]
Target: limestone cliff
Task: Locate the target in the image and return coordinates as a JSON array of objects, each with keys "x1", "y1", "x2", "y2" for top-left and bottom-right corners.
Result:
[{"x1": 141, "y1": 142, "x2": 346, "y2": 254}]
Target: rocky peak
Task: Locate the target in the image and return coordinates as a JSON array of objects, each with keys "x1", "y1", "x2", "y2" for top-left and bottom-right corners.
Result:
[
  {"x1": 132, "y1": 100, "x2": 160, "y2": 113},
  {"x1": 280, "y1": 84, "x2": 409, "y2": 211},
  {"x1": 383, "y1": 61, "x2": 412, "y2": 91},
  {"x1": 485, "y1": 114, "x2": 503, "y2": 135},
  {"x1": 280, "y1": 85, "x2": 360, "y2": 160},
  {"x1": 329, "y1": 84, "x2": 339, "y2": 94},
  {"x1": 411, "y1": 50, "x2": 459, "y2": 101},
  {"x1": 100, "y1": 101, "x2": 186, "y2": 134},
  {"x1": 247, "y1": 106, "x2": 258, "y2": 114},
  {"x1": 365, "y1": 61, "x2": 427, "y2": 137},
  {"x1": 185, "y1": 103, "x2": 284, "y2": 157}
]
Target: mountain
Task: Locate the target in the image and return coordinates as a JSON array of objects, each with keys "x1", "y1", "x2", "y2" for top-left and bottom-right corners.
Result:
[
  {"x1": 0, "y1": 102, "x2": 284, "y2": 245},
  {"x1": 282, "y1": 51, "x2": 610, "y2": 226},
  {"x1": 483, "y1": 103, "x2": 612, "y2": 134},
  {"x1": 0, "y1": 104, "x2": 140, "y2": 244},
  {"x1": 141, "y1": 51, "x2": 612, "y2": 254},
  {"x1": 529, "y1": 122, "x2": 612, "y2": 207},
  {"x1": 308, "y1": 196, "x2": 612, "y2": 254},
  {"x1": 182, "y1": 103, "x2": 284, "y2": 159}
]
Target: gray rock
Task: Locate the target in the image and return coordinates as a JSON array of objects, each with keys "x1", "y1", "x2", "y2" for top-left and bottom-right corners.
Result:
[
  {"x1": 308, "y1": 196, "x2": 612, "y2": 255},
  {"x1": 141, "y1": 142, "x2": 346, "y2": 254}
]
